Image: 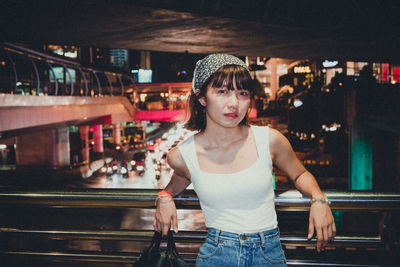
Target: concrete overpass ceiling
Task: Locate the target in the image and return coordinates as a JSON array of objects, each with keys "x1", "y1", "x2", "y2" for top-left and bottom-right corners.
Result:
[{"x1": 1, "y1": 0, "x2": 400, "y2": 62}]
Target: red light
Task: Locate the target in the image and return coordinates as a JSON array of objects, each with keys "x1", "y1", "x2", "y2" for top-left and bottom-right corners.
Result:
[
  {"x1": 89, "y1": 128, "x2": 94, "y2": 132},
  {"x1": 7, "y1": 149, "x2": 10, "y2": 152},
  {"x1": 177, "y1": 72, "x2": 181, "y2": 76},
  {"x1": 0, "y1": 61, "x2": 6, "y2": 67}
]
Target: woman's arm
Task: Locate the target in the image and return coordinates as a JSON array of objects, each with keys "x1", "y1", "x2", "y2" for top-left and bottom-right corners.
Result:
[
  {"x1": 153, "y1": 146, "x2": 191, "y2": 236},
  {"x1": 269, "y1": 128, "x2": 336, "y2": 252}
]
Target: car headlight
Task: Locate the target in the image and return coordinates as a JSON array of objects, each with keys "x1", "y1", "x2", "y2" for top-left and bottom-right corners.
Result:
[
  {"x1": 137, "y1": 165, "x2": 144, "y2": 171},
  {"x1": 112, "y1": 165, "x2": 118, "y2": 170},
  {"x1": 120, "y1": 167, "x2": 127, "y2": 174},
  {"x1": 130, "y1": 160, "x2": 136, "y2": 166},
  {"x1": 101, "y1": 167, "x2": 107, "y2": 173},
  {"x1": 107, "y1": 167, "x2": 112, "y2": 172}
]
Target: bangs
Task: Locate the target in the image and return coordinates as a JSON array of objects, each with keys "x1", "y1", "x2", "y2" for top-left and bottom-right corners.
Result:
[{"x1": 209, "y1": 65, "x2": 253, "y2": 93}]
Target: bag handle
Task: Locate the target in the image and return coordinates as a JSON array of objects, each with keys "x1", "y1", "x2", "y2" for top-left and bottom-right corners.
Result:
[
  {"x1": 167, "y1": 231, "x2": 177, "y2": 253},
  {"x1": 150, "y1": 231, "x2": 162, "y2": 249}
]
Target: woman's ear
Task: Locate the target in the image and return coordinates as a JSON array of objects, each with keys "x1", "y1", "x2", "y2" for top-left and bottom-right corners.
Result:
[
  {"x1": 195, "y1": 88, "x2": 206, "y2": 106},
  {"x1": 198, "y1": 97, "x2": 206, "y2": 106}
]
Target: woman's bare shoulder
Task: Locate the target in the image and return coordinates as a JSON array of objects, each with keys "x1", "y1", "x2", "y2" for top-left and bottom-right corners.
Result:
[
  {"x1": 167, "y1": 146, "x2": 191, "y2": 179},
  {"x1": 268, "y1": 127, "x2": 292, "y2": 153}
]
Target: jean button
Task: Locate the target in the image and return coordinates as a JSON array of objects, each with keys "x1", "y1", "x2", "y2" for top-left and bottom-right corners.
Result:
[{"x1": 241, "y1": 235, "x2": 246, "y2": 240}]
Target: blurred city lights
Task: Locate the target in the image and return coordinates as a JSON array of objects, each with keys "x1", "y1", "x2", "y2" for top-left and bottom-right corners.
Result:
[{"x1": 293, "y1": 99, "x2": 303, "y2": 107}]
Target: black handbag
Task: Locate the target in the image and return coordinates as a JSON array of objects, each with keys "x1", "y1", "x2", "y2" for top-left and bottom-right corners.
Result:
[{"x1": 135, "y1": 231, "x2": 188, "y2": 267}]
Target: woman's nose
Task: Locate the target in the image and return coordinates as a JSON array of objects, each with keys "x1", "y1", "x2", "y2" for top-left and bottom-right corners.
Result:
[{"x1": 228, "y1": 92, "x2": 239, "y2": 106}]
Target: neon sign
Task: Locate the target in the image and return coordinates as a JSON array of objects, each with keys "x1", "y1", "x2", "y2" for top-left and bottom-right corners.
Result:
[
  {"x1": 322, "y1": 60, "x2": 339, "y2": 68},
  {"x1": 294, "y1": 66, "x2": 311, "y2": 73}
]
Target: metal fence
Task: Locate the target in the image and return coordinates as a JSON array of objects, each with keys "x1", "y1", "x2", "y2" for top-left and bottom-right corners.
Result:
[{"x1": 0, "y1": 189, "x2": 399, "y2": 266}]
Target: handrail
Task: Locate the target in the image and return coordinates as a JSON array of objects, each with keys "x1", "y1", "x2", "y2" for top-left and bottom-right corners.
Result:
[
  {"x1": 0, "y1": 189, "x2": 399, "y2": 211},
  {"x1": 0, "y1": 228, "x2": 382, "y2": 247}
]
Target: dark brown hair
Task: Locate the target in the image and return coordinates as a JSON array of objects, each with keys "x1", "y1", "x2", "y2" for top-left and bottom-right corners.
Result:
[{"x1": 185, "y1": 65, "x2": 254, "y2": 132}]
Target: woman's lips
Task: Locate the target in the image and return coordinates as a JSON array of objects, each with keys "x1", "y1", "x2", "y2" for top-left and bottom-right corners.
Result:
[{"x1": 224, "y1": 113, "x2": 238, "y2": 118}]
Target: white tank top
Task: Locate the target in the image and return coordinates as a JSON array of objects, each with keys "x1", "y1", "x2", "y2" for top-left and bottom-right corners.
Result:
[{"x1": 178, "y1": 125, "x2": 277, "y2": 233}]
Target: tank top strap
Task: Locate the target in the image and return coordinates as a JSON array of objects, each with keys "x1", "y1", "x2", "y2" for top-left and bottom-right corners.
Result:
[
  {"x1": 251, "y1": 125, "x2": 273, "y2": 166},
  {"x1": 177, "y1": 135, "x2": 199, "y2": 175}
]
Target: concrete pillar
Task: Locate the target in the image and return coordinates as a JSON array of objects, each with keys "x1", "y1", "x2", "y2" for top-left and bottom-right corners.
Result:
[
  {"x1": 113, "y1": 124, "x2": 121, "y2": 145},
  {"x1": 168, "y1": 87, "x2": 173, "y2": 111},
  {"x1": 140, "y1": 51, "x2": 151, "y2": 69},
  {"x1": 270, "y1": 58, "x2": 278, "y2": 100},
  {"x1": 345, "y1": 87, "x2": 373, "y2": 190},
  {"x1": 16, "y1": 127, "x2": 70, "y2": 169},
  {"x1": 93, "y1": 125, "x2": 103, "y2": 153},
  {"x1": 79, "y1": 125, "x2": 90, "y2": 164},
  {"x1": 349, "y1": 123, "x2": 373, "y2": 190}
]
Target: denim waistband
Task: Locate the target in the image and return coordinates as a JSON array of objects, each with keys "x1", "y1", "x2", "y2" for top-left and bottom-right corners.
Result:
[{"x1": 206, "y1": 227, "x2": 279, "y2": 247}]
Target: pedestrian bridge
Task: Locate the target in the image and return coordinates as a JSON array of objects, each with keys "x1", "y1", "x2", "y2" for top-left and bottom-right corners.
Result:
[{"x1": 0, "y1": 94, "x2": 135, "y2": 134}]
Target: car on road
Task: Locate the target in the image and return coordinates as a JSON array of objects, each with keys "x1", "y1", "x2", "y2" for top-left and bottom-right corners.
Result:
[{"x1": 131, "y1": 152, "x2": 146, "y2": 176}]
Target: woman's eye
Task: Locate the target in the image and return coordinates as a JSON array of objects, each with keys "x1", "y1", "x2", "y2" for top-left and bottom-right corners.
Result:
[
  {"x1": 239, "y1": 91, "x2": 249, "y2": 96},
  {"x1": 217, "y1": 89, "x2": 227, "y2": 94}
]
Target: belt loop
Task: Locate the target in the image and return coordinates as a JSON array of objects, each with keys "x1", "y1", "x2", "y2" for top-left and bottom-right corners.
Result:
[
  {"x1": 259, "y1": 231, "x2": 266, "y2": 247},
  {"x1": 214, "y1": 229, "x2": 220, "y2": 244}
]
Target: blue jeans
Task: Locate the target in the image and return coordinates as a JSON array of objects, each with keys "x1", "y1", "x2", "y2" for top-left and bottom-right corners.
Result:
[{"x1": 196, "y1": 228, "x2": 287, "y2": 267}]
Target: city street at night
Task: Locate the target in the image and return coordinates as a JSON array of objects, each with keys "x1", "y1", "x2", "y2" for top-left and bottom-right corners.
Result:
[{"x1": 1, "y1": 1, "x2": 400, "y2": 266}]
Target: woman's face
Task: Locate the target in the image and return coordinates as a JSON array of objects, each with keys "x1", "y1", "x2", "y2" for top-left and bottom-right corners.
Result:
[{"x1": 202, "y1": 80, "x2": 251, "y2": 128}]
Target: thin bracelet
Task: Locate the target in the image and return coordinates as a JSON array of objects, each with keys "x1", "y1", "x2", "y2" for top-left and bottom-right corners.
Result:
[
  {"x1": 157, "y1": 190, "x2": 173, "y2": 197},
  {"x1": 310, "y1": 197, "x2": 331, "y2": 205},
  {"x1": 155, "y1": 194, "x2": 173, "y2": 206}
]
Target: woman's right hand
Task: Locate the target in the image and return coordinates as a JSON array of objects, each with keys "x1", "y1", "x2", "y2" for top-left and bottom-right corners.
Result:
[{"x1": 153, "y1": 197, "x2": 178, "y2": 236}]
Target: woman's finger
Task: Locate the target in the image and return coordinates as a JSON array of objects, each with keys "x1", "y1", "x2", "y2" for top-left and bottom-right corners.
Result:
[
  {"x1": 172, "y1": 213, "x2": 178, "y2": 233},
  {"x1": 316, "y1": 226, "x2": 323, "y2": 252},
  {"x1": 308, "y1": 218, "x2": 314, "y2": 240},
  {"x1": 322, "y1": 226, "x2": 329, "y2": 250},
  {"x1": 328, "y1": 224, "x2": 334, "y2": 240},
  {"x1": 153, "y1": 219, "x2": 158, "y2": 232},
  {"x1": 332, "y1": 221, "x2": 337, "y2": 239},
  {"x1": 162, "y1": 223, "x2": 170, "y2": 236}
]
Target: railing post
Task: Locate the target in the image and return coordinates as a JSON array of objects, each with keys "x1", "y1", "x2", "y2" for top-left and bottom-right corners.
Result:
[
  {"x1": 63, "y1": 64, "x2": 74, "y2": 96},
  {"x1": 29, "y1": 57, "x2": 40, "y2": 95},
  {"x1": 118, "y1": 74, "x2": 124, "y2": 96},
  {"x1": 78, "y1": 67, "x2": 88, "y2": 96},
  {"x1": 92, "y1": 70, "x2": 101, "y2": 96},
  {"x1": 46, "y1": 62, "x2": 58, "y2": 96},
  {"x1": 104, "y1": 71, "x2": 113, "y2": 96}
]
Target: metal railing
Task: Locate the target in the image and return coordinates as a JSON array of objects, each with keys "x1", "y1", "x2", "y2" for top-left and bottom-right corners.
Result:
[
  {"x1": 0, "y1": 189, "x2": 399, "y2": 266},
  {"x1": 0, "y1": 43, "x2": 134, "y2": 97},
  {"x1": 0, "y1": 189, "x2": 399, "y2": 210}
]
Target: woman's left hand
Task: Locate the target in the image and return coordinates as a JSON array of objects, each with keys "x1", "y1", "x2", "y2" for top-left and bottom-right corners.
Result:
[{"x1": 308, "y1": 200, "x2": 336, "y2": 252}]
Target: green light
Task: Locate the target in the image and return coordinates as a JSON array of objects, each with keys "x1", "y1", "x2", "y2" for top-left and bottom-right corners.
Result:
[
  {"x1": 69, "y1": 126, "x2": 79, "y2": 133},
  {"x1": 350, "y1": 127, "x2": 372, "y2": 190},
  {"x1": 273, "y1": 172, "x2": 276, "y2": 190},
  {"x1": 332, "y1": 211, "x2": 344, "y2": 229}
]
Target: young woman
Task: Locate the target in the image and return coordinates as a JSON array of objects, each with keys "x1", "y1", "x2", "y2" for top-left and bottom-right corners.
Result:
[{"x1": 153, "y1": 54, "x2": 335, "y2": 266}]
